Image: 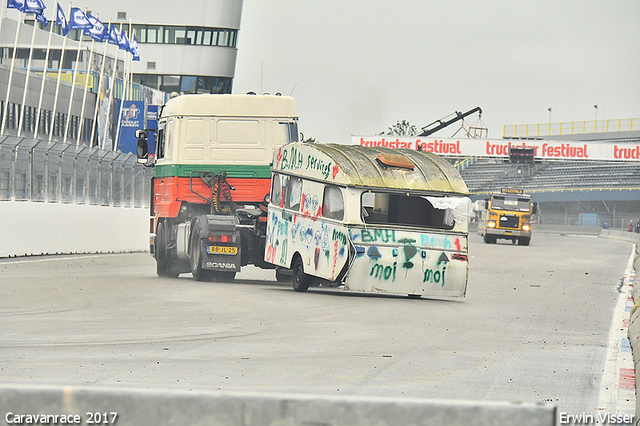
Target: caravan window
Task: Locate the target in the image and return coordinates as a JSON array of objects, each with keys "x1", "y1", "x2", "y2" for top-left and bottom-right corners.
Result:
[
  {"x1": 271, "y1": 174, "x2": 283, "y2": 206},
  {"x1": 285, "y1": 176, "x2": 302, "y2": 211},
  {"x1": 361, "y1": 192, "x2": 468, "y2": 230},
  {"x1": 322, "y1": 186, "x2": 344, "y2": 220}
]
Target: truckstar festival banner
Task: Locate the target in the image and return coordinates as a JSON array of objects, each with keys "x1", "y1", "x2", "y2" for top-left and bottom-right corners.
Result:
[{"x1": 351, "y1": 136, "x2": 640, "y2": 161}]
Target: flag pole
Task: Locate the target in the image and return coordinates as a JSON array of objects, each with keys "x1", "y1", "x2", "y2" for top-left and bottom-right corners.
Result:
[
  {"x1": 114, "y1": 25, "x2": 132, "y2": 151},
  {"x1": 63, "y1": 12, "x2": 85, "y2": 143},
  {"x1": 34, "y1": 0, "x2": 58, "y2": 140},
  {"x1": 90, "y1": 18, "x2": 110, "y2": 148},
  {"x1": 17, "y1": 14, "x2": 41, "y2": 137},
  {"x1": 1, "y1": 7, "x2": 23, "y2": 135},
  {"x1": 49, "y1": 3, "x2": 71, "y2": 141},
  {"x1": 76, "y1": 28, "x2": 95, "y2": 145},
  {"x1": 102, "y1": 22, "x2": 122, "y2": 151}
]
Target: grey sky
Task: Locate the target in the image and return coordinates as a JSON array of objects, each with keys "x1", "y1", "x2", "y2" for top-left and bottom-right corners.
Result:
[{"x1": 233, "y1": 1, "x2": 640, "y2": 142}]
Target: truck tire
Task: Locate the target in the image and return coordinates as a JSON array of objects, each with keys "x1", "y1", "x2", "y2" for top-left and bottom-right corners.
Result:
[
  {"x1": 483, "y1": 234, "x2": 495, "y2": 244},
  {"x1": 189, "y1": 222, "x2": 214, "y2": 281},
  {"x1": 518, "y1": 238, "x2": 530, "y2": 246},
  {"x1": 156, "y1": 221, "x2": 178, "y2": 278},
  {"x1": 292, "y1": 255, "x2": 312, "y2": 292}
]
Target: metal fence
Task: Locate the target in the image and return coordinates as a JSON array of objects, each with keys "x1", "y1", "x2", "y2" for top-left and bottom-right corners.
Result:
[
  {"x1": 0, "y1": 135, "x2": 153, "y2": 207},
  {"x1": 537, "y1": 213, "x2": 640, "y2": 230},
  {"x1": 503, "y1": 117, "x2": 640, "y2": 138}
]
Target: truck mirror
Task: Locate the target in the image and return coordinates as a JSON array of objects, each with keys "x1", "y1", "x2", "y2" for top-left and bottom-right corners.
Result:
[
  {"x1": 135, "y1": 129, "x2": 148, "y2": 139},
  {"x1": 532, "y1": 202, "x2": 538, "y2": 215},
  {"x1": 484, "y1": 199, "x2": 489, "y2": 209},
  {"x1": 137, "y1": 138, "x2": 149, "y2": 164}
]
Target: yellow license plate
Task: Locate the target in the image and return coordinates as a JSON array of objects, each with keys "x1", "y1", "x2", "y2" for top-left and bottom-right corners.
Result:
[
  {"x1": 504, "y1": 231, "x2": 513, "y2": 235},
  {"x1": 207, "y1": 246, "x2": 238, "y2": 255}
]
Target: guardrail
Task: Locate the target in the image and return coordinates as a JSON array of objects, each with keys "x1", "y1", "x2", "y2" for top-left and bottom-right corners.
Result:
[
  {"x1": 0, "y1": 136, "x2": 153, "y2": 207},
  {"x1": 503, "y1": 117, "x2": 640, "y2": 138},
  {"x1": 454, "y1": 156, "x2": 477, "y2": 171}
]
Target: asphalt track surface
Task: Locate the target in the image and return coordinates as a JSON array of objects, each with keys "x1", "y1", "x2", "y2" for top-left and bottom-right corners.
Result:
[{"x1": 0, "y1": 232, "x2": 633, "y2": 415}]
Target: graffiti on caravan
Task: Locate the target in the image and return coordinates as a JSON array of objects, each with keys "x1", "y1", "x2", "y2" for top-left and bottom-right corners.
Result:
[{"x1": 275, "y1": 145, "x2": 335, "y2": 179}]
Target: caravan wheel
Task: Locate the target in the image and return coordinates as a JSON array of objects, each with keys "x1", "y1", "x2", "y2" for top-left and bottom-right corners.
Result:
[{"x1": 292, "y1": 256, "x2": 312, "y2": 292}]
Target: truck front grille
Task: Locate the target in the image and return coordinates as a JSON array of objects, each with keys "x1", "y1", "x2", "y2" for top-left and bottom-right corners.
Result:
[{"x1": 499, "y1": 214, "x2": 519, "y2": 229}]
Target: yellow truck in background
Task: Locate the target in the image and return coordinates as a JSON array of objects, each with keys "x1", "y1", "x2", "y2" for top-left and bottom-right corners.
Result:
[{"x1": 477, "y1": 188, "x2": 537, "y2": 245}]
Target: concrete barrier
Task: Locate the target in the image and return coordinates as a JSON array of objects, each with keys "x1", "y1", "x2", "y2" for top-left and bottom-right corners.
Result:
[
  {"x1": 535, "y1": 224, "x2": 602, "y2": 235},
  {"x1": 601, "y1": 229, "x2": 640, "y2": 245},
  {"x1": 0, "y1": 385, "x2": 557, "y2": 426},
  {"x1": 624, "y1": 244, "x2": 640, "y2": 426},
  {"x1": 0, "y1": 201, "x2": 149, "y2": 258}
]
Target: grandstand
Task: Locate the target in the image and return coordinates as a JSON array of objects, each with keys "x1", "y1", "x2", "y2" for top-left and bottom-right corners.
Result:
[
  {"x1": 457, "y1": 119, "x2": 640, "y2": 229},
  {"x1": 462, "y1": 160, "x2": 640, "y2": 195}
]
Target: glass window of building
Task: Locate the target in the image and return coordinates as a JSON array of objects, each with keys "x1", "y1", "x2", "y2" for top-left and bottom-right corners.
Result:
[{"x1": 160, "y1": 76, "x2": 180, "y2": 93}]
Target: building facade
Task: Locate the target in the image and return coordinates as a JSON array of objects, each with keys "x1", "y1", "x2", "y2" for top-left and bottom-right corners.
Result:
[
  {"x1": 0, "y1": 0, "x2": 243, "y2": 144},
  {"x1": 80, "y1": 0, "x2": 243, "y2": 94}
]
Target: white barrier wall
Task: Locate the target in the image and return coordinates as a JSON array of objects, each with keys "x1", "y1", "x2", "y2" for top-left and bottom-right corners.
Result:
[
  {"x1": 0, "y1": 201, "x2": 150, "y2": 258},
  {"x1": 0, "y1": 385, "x2": 557, "y2": 426}
]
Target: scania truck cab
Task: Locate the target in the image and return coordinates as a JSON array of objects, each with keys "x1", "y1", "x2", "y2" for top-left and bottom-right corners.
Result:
[{"x1": 137, "y1": 93, "x2": 299, "y2": 280}]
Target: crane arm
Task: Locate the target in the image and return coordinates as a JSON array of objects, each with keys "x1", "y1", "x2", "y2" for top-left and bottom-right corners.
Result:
[{"x1": 418, "y1": 107, "x2": 482, "y2": 137}]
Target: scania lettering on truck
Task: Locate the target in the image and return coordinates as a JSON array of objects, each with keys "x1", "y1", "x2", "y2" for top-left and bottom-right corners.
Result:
[
  {"x1": 477, "y1": 188, "x2": 537, "y2": 245},
  {"x1": 267, "y1": 143, "x2": 471, "y2": 298},
  {"x1": 136, "y1": 93, "x2": 299, "y2": 281}
]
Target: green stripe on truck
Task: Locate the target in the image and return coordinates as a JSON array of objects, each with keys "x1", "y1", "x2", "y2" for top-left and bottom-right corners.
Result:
[{"x1": 154, "y1": 164, "x2": 272, "y2": 179}]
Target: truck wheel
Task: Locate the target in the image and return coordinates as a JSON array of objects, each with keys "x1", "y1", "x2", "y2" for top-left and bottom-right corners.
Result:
[
  {"x1": 483, "y1": 234, "x2": 493, "y2": 244},
  {"x1": 518, "y1": 238, "x2": 530, "y2": 246},
  {"x1": 156, "y1": 221, "x2": 178, "y2": 278},
  {"x1": 292, "y1": 256, "x2": 312, "y2": 292},
  {"x1": 190, "y1": 223, "x2": 213, "y2": 281}
]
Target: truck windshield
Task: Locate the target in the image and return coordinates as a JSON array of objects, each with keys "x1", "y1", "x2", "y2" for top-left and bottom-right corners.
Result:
[
  {"x1": 280, "y1": 121, "x2": 299, "y2": 143},
  {"x1": 491, "y1": 195, "x2": 531, "y2": 212},
  {"x1": 361, "y1": 192, "x2": 469, "y2": 230}
]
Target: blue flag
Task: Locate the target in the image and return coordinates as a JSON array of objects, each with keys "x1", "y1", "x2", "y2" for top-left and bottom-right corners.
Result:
[
  {"x1": 131, "y1": 35, "x2": 140, "y2": 61},
  {"x1": 23, "y1": 0, "x2": 44, "y2": 14},
  {"x1": 35, "y1": 11, "x2": 47, "y2": 25},
  {"x1": 56, "y1": 3, "x2": 69, "y2": 36},
  {"x1": 7, "y1": 0, "x2": 24, "y2": 11},
  {"x1": 84, "y1": 14, "x2": 107, "y2": 42},
  {"x1": 118, "y1": 30, "x2": 130, "y2": 51},
  {"x1": 69, "y1": 7, "x2": 91, "y2": 30},
  {"x1": 108, "y1": 24, "x2": 120, "y2": 45}
]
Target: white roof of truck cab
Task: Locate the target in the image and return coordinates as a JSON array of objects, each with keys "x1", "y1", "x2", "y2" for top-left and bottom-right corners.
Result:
[
  {"x1": 273, "y1": 143, "x2": 469, "y2": 195},
  {"x1": 160, "y1": 94, "x2": 298, "y2": 119}
]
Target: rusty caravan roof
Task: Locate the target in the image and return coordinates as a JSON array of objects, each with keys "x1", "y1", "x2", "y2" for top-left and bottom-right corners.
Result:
[{"x1": 273, "y1": 143, "x2": 469, "y2": 195}]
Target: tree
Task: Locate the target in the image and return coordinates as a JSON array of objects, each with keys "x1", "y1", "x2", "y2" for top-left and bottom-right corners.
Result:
[{"x1": 380, "y1": 120, "x2": 417, "y2": 137}]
